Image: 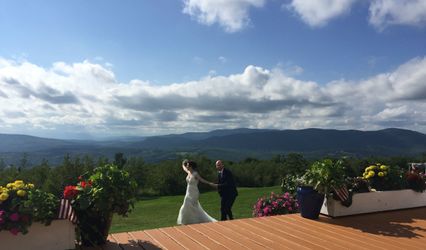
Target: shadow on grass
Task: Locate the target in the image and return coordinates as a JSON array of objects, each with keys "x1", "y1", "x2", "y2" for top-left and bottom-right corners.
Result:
[{"x1": 319, "y1": 207, "x2": 426, "y2": 239}]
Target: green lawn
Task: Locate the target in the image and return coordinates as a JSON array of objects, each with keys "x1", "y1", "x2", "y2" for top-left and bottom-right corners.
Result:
[{"x1": 110, "y1": 186, "x2": 282, "y2": 233}]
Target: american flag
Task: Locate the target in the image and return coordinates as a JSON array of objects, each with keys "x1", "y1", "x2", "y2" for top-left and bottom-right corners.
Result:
[
  {"x1": 57, "y1": 199, "x2": 78, "y2": 224},
  {"x1": 333, "y1": 185, "x2": 350, "y2": 202}
]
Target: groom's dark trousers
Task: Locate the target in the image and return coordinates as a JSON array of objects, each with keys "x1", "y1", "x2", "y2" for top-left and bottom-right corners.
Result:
[{"x1": 218, "y1": 168, "x2": 238, "y2": 220}]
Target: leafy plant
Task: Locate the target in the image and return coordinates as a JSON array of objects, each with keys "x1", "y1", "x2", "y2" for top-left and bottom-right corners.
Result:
[
  {"x1": 253, "y1": 192, "x2": 298, "y2": 217},
  {"x1": 0, "y1": 180, "x2": 58, "y2": 235},
  {"x1": 281, "y1": 174, "x2": 302, "y2": 197},
  {"x1": 362, "y1": 163, "x2": 405, "y2": 191},
  {"x1": 64, "y1": 164, "x2": 138, "y2": 246},
  {"x1": 301, "y1": 159, "x2": 347, "y2": 196}
]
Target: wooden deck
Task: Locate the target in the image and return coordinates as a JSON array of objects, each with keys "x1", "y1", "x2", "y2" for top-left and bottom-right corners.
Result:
[{"x1": 102, "y1": 207, "x2": 426, "y2": 249}]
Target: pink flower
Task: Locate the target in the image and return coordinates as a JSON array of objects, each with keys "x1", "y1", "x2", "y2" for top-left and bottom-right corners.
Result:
[
  {"x1": 288, "y1": 207, "x2": 293, "y2": 211},
  {"x1": 272, "y1": 201, "x2": 279, "y2": 208},
  {"x1": 263, "y1": 207, "x2": 271, "y2": 215},
  {"x1": 10, "y1": 228, "x2": 20, "y2": 235},
  {"x1": 9, "y1": 212, "x2": 20, "y2": 222},
  {"x1": 0, "y1": 210, "x2": 5, "y2": 217}
]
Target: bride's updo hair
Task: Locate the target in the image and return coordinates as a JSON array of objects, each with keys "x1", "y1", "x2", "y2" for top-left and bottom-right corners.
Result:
[{"x1": 188, "y1": 160, "x2": 197, "y2": 170}]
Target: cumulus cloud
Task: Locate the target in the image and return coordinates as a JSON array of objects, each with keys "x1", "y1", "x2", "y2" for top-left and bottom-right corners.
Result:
[
  {"x1": 182, "y1": 0, "x2": 266, "y2": 32},
  {"x1": 1, "y1": 56, "x2": 426, "y2": 138},
  {"x1": 286, "y1": 0, "x2": 356, "y2": 27},
  {"x1": 369, "y1": 0, "x2": 426, "y2": 29}
]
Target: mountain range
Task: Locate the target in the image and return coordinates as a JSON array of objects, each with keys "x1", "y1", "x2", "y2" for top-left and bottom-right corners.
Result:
[{"x1": 1, "y1": 128, "x2": 426, "y2": 167}]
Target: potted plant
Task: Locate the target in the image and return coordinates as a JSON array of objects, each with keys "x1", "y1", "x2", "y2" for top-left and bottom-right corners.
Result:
[
  {"x1": 64, "y1": 164, "x2": 138, "y2": 246},
  {"x1": 0, "y1": 180, "x2": 75, "y2": 250},
  {"x1": 321, "y1": 163, "x2": 426, "y2": 217},
  {"x1": 298, "y1": 159, "x2": 346, "y2": 219},
  {"x1": 0, "y1": 180, "x2": 59, "y2": 235}
]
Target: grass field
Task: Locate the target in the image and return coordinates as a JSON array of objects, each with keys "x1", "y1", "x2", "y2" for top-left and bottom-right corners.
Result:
[{"x1": 110, "y1": 186, "x2": 282, "y2": 233}]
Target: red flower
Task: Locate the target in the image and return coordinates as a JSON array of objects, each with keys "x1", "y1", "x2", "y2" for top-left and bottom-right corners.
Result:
[
  {"x1": 80, "y1": 180, "x2": 92, "y2": 188},
  {"x1": 63, "y1": 185, "x2": 78, "y2": 199}
]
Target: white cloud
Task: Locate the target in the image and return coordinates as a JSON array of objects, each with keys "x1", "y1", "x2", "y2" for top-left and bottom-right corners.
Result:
[
  {"x1": 369, "y1": 0, "x2": 426, "y2": 30},
  {"x1": 1, "y1": 56, "x2": 426, "y2": 138},
  {"x1": 182, "y1": 0, "x2": 266, "y2": 32},
  {"x1": 218, "y1": 56, "x2": 227, "y2": 63},
  {"x1": 286, "y1": 0, "x2": 356, "y2": 27}
]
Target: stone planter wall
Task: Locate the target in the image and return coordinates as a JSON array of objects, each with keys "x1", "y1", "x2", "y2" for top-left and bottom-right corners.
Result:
[
  {"x1": 0, "y1": 220, "x2": 75, "y2": 250},
  {"x1": 321, "y1": 189, "x2": 426, "y2": 217}
]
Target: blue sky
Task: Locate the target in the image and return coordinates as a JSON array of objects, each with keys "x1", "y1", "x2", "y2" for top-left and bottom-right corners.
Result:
[{"x1": 0, "y1": 0, "x2": 425, "y2": 139}]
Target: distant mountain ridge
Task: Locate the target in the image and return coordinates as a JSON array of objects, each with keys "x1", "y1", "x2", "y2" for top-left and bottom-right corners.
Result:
[{"x1": 0, "y1": 128, "x2": 425, "y2": 166}]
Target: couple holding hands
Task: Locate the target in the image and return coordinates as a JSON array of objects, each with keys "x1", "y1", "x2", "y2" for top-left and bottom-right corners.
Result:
[{"x1": 177, "y1": 159, "x2": 238, "y2": 225}]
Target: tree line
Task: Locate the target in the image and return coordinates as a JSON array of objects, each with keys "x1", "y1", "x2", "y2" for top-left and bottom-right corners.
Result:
[{"x1": 1, "y1": 152, "x2": 425, "y2": 198}]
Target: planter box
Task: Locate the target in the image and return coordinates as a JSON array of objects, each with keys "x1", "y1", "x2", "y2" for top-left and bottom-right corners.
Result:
[
  {"x1": 1, "y1": 220, "x2": 75, "y2": 250},
  {"x1": 321, "y1": 189, "x2": 426, "y2": 217}
]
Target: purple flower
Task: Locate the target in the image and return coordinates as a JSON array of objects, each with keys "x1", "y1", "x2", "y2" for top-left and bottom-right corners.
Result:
[{"x1": 9, "y1": 212, "x2": 20, "y2": 222}]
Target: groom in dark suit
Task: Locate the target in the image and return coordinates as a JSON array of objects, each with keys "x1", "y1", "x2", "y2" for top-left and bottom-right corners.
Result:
[{"x1": 215, "y1": 160, "x2": 238, "y2": 220}]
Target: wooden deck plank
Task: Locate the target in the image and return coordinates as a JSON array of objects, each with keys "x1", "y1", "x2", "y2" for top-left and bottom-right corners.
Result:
[
  {"x1": 188, "y1": 223, "x2": 249, "y2": 250},
  {"x1": 111, "y1": 208, "x2": 426, "y2": 250},
  {"x1": 144, "y1": 228, "x2": 186, "y2": 250},
  {"x1": 129, "y1": 231, "x2": 163, "y2": 250},
  {"x1": 313, "y1": 208, "x2": 426, "y2": 250},
  {"x1": 246, "y1": 217, "x2": 347, "y2": 249},
  {"x1": 175, "y1": 224, "x2": 229, "y2": 250},
  {"x1": 281, "y1": 215, "x2": 406, "y2": 250},
  {"x1": 110, "y1": 232, "x2": 142, "y2": 249},
  {"x1": 208, "y1": 220, "x2": 275, "y2": 249},
  {"x1": 257, "y1": 216, "x2": 368, "y2": 250},
  {"x1": 232, "y1": 219, "x2": 314, "y2": 250},
  {"x1": 160, "y1": 227, "x2": 208, "y2": 249},
  {"x1": 216, "y1": 220, "x2": 280, "y2": 249}
]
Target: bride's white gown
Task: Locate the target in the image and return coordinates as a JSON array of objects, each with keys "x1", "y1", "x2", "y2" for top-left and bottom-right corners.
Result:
[{"x1": 177, "y1": 172, "x2": 217, "y2": 225}]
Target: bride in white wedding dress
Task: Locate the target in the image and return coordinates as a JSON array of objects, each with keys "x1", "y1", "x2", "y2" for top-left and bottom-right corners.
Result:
[{"x1": 177, "y1": 160, "x2": 217, "y2": 225}]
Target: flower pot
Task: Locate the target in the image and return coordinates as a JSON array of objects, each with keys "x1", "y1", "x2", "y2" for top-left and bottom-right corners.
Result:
[
  {"x1": 321, "y1": 189, "x2": 426, "y2": 217},
  {"x1": 0, "y1": 220, "x2": 75, "y2": 250},
  {"x1": 77, "y1": 210, "x2": 113, "y2": 246},
  {"x1": 297, "y1": 186, "x2": 325, "y2": 219}
]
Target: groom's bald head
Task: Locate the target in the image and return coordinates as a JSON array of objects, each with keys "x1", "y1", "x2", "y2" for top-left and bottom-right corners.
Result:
[{"x1": 215, "y1": 160, "x2": 224, "y2": 171}]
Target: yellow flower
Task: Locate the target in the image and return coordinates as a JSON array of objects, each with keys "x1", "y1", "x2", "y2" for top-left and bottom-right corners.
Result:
[
  {"x1": 380, "y1": 165, "x2": 387, "y2": 170},
  {"x1": 14, "y1": 180, "x2": 25, "y2": 189},
  {"x1": 378, "y1": 172, "x2": 384, "y2": 177},
  {"x1": 27, "y1": 183, "x2": 35, "y2": 189},
  {"x1": 368, "y1": 171, "x2": 375, "y2": 177},
  {"x1": 0, "y1": 192, "x2": 9, "y2": 201},
  {"x1": 17, "y1": 190, "x2": 27, "y2": 197},
  {"x1": 6, "y1": 183, "x2": 13, "y2": 188}
]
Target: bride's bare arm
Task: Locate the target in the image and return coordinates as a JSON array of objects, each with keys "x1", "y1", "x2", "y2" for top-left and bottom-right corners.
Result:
[
  {"x1": 194, "y1": 173, "x2": 218, "y2": 188},
  {"x1": 181, "y1": 164, "x2": 189, "y2": 174}
]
